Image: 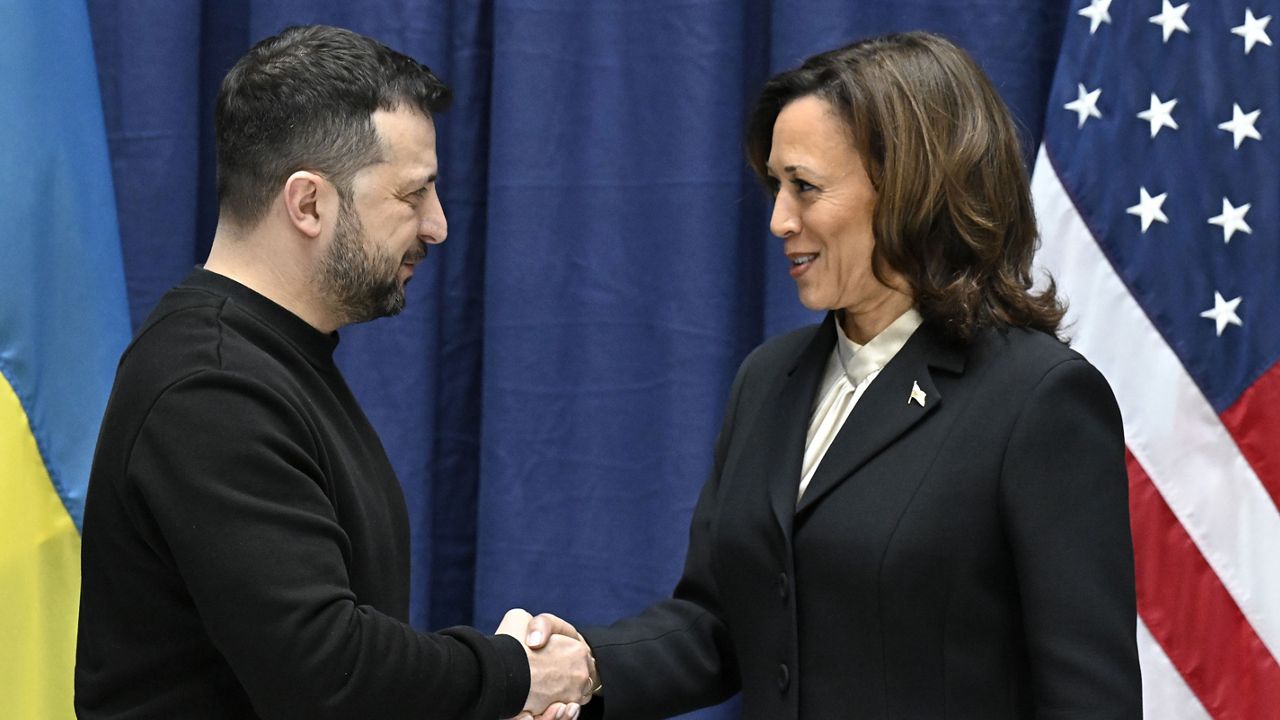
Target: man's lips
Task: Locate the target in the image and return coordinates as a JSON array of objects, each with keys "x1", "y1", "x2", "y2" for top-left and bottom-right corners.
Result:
[{"x1": 402, "y1": 247, "x2": 427, "y2": 266}]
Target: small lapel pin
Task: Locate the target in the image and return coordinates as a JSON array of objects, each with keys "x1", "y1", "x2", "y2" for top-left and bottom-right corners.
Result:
[{"x1": 908, "y1": 380, "x2": 927, "y2": 407}]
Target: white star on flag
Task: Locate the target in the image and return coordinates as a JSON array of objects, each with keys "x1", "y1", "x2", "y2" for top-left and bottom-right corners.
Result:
[
  {"x1": 1218, "y1": 103, "x2": 1262, "y2": 148},
  {"x1": 1137, "y1": 94, "x2": 1179, "y2": 137},
  {"x1": 1200, "y1": 291, "x2": 1244, "y2": 336},
  {"x1": 1208, "y1": 198, "x2": 1252, "y2": 243},
  {"x1": 1064, "y1": 83, "x2": 1102, "y2": 128},
  {"x1": 1079, "y1": 0, "x2": 1113, "y2": 34},
  {"x1": 1126, "y1": 187, "x2": 1169, "y2": 232},
  {"x1": 1232, "y1": 9, "x2": 1272, "y2": 54},
  {"x1": 1150, "y1": 0, "x2": 1191, "y2": 43},
  {"x1": 1033, "y1": 0, "x2": 1280, "y2": 708}
]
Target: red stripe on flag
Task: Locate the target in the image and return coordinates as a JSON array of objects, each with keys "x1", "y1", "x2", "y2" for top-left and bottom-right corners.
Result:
[
  {"x1": 1220, "y1": 359, "x2": 1280, "y2": 516},
  {"x1": 1128, "y1": 450, "x2": 1280, "y2": 720}
]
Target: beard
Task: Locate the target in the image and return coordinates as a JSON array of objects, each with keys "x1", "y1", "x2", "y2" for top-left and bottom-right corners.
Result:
[{"x1": 317, "y1": 198, "x2": 420, "y2": 326}]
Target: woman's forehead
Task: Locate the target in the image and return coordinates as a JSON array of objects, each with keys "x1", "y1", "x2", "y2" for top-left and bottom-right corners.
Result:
[{"x1": 769, "y1": 97, "x2": 859, "y2": 169}]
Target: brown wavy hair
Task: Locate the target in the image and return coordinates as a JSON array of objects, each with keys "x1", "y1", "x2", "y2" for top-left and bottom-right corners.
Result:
[{"x1": 745, "y1": 31, "x2": 1064, "y2": 342}]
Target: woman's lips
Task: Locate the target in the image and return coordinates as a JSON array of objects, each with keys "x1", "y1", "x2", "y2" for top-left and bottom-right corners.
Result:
[{"x1": 788, "y1": 253, "x2": 817, "y2": 279}]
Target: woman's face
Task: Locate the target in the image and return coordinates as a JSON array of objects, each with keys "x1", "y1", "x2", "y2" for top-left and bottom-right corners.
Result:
[{"x1": 766, "y1": 95, "x2": 909, "y2": 327}]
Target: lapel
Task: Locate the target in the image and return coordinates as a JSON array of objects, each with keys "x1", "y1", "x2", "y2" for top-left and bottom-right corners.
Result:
[
  {"x1": 793, "y1": 320, "x2": 965, "y2": 518},
  {"x1": 764, "y1": 314, "x2": 839, "y2": 541}
]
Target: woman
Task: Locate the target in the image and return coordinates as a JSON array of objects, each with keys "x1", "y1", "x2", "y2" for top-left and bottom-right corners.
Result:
[{"x1": 530, "y1": 31, "x2": 1141, "y2": 720}]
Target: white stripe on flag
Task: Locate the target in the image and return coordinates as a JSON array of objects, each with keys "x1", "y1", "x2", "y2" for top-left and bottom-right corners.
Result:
[
  {"x1": 1030, "y1": 144, "x2": 1280, "y2": 660},
  {"x1": 1137, "y1": 618, "x2": 1212, "y2": 720}
]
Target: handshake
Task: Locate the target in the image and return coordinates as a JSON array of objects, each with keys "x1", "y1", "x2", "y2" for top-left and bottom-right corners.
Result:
[{"x1": 496, "y1": 608, "x2": 600, "y2": 720}]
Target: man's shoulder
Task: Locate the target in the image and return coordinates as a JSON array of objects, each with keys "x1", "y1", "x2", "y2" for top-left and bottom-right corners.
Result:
[
  {"x1": 119, "y1": 286, "x2": 229, "y2": 385},
  {"x1": 116, "y1": 281, "x2": 297, "y2": 408}
]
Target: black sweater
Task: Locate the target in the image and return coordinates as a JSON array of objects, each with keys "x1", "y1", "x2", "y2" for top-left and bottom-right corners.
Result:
[{"x1": 76, "y1": 269, "x2": 528, "y2": 719}]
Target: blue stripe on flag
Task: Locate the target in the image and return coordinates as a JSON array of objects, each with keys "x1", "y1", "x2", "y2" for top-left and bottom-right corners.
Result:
[{"x1": 0, "y1": 0, "x2": 132, "y2": 528}]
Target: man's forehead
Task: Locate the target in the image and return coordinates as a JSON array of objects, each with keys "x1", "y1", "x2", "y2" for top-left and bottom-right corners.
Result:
[
  {"x1": 372, "y1": 106, "x2": 436, "y2": 140},
  {"x1": 370, "y1": 108, "x2": 438, "y2": 179}
]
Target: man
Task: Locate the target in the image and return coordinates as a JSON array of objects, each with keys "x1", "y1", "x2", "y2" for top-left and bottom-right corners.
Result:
[{"x1": 76, "y1": 25, "x2": 593, "y2": 719}]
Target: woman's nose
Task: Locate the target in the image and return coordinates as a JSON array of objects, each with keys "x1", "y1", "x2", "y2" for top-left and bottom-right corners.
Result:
[{"x1": 770, "y1": 194, "x2": 799, "y2": 238}]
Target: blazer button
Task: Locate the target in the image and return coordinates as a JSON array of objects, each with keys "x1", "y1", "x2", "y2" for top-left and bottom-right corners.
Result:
[
  {"x1": 776, "y1": 572, "x2": 789, "y2": 601},
  {"x1": 777, "y1": 663, "x2": 790, "y2": 693}
]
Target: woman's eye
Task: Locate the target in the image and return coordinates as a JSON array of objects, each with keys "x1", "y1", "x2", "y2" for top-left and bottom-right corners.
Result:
[{"x1": 792, "y1": 178, "x2": 816, "y2": 193}]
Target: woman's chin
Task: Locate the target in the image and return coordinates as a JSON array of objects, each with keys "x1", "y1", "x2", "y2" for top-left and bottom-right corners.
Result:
[{"x1": 795, "y1": 291, "x2": 834, "y2": 313}]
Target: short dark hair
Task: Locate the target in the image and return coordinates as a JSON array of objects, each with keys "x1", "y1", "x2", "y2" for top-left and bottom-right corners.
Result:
[
  {"x1": 745, "y1": 31, "x2": 1064, "y2": 342},
  {"x1": 215, "y1": 25, "x2": 452, "y2": 227}
]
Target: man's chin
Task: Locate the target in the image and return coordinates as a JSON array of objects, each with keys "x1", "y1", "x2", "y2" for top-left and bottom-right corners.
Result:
[
  {"x1": 380, "y1": 288, "x2": 407, "y2": 319},
  {"x1": 340, "y1": 286, "x2": 407, "y2": 325}
]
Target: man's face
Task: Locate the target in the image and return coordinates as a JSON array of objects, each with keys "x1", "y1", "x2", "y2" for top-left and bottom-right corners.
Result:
[{"x1": 317, "y1": 108, "x2": 446, "y2": 325}]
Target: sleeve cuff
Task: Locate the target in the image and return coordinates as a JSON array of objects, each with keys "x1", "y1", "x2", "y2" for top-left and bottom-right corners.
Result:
[{"x1": 489, "y1": 633, "x2": 531, "y2": 718}]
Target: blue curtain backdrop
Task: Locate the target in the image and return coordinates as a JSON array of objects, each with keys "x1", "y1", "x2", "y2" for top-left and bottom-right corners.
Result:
[{"x1": 87, "y1": 2, "x2": 1069, "y2": 716}]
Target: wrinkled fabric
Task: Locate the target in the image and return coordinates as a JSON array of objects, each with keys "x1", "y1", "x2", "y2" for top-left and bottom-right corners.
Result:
[{"x1": 87, "y1": 4, "x2": 1068, "y2": 717}]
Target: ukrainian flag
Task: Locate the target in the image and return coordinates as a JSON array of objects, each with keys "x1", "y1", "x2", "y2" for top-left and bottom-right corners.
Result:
[{"x1": 0, "y1": 2, "x2": 132, "y2": 716}]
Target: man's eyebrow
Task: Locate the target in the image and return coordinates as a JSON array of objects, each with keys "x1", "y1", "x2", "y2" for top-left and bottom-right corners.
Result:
[{"x1": 399, "y1": 172, "x2": 438, "y2": 192}]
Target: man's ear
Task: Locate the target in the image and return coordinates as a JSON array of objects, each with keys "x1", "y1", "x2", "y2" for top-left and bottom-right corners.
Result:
[{"x1": 283, "y1": 171, "x2": 328, "y2": 239}]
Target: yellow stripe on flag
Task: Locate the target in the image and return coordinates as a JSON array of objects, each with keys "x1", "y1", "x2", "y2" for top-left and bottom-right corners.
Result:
[{"x1": 0, "y1": 373, "x2": 79, "y2": 719}]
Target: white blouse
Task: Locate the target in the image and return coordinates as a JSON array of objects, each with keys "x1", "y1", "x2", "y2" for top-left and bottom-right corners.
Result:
[{"x1": 797, "y1": 308, "x2": 924, "y2": 503}]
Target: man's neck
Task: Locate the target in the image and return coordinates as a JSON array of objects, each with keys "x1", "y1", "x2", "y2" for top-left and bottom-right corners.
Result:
[{"x1": 204, "y1": 225, "x2": 341, "y2": 333}]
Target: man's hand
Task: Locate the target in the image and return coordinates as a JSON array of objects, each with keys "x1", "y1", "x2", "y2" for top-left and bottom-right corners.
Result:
[
  {"x1": 518, "y1": 613, "x2": 602, "y2": 720},
  {"x1": 496, "y1": 609, "x2": 595, "y2": 719}
]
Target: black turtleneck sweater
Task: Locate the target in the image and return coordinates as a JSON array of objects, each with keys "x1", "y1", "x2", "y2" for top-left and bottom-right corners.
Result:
[{"x1": 76, "y1": 269, "x2": 528, "y2": 719}]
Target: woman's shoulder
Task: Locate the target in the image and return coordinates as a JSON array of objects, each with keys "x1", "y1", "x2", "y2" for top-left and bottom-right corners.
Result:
[
  {"x1": 741, "y1": 321, "x2": 828, "y2": 373},
  {"x1": 969, "y1": 325, "x2": 1114, "y2": 398},
  {"x1": 975, "y1": 324, "x2": 1080, "y2": 366}
]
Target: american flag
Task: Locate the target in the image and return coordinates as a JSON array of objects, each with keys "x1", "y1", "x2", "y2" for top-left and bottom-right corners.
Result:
[{"x1": 1031, "y1": 1, "x2": 1280, "y2": 717}]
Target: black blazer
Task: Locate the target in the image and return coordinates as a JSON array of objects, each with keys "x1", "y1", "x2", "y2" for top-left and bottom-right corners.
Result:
[{"x1": 582, "y1": 315, "x2": 1141, "y2": 719}]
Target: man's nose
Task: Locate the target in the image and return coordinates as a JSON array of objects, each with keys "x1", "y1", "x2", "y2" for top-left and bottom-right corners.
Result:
[{"x1": 420, "y1": 192, "x2": 447, "y2": 244}]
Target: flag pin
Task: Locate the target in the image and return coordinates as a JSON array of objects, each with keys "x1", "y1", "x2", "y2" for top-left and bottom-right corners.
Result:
[{"x1": 908, "y1": 381, "x2": 927, "y2": 407}]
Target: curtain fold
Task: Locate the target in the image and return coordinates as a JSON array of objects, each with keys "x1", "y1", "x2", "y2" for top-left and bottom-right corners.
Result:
[{"x1": 87, "y1": 3, "x2": 1067, "y2": 717}]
